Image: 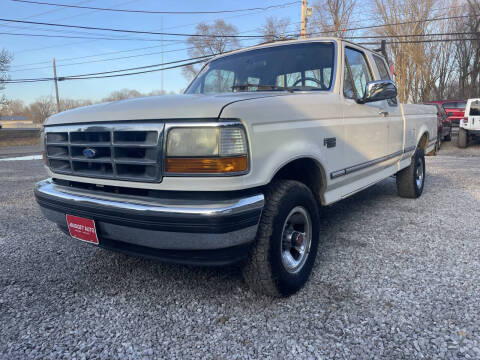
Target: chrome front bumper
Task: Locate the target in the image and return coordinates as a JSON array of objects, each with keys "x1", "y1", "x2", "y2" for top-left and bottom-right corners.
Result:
[{"x1": 35, "y1": 179, "x2": 264, "y2": 264}]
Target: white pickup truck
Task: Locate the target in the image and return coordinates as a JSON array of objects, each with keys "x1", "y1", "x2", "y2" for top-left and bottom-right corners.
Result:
[{"x1": 35, "y1": 38, "x2": 437, "y2": 297}]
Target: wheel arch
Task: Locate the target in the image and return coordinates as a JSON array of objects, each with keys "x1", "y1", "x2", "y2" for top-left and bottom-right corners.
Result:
[
  {"x1": 417, "y1": 131, "x2": 429, "y2": 151},
  {"x1": 269, "y1": 157, "x2": 327, "y2": 205}
]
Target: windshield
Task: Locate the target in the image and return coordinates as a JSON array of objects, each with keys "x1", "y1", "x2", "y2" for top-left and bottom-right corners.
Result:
[
  {"x1": 470, "y1": 100, "x2": 480, "y2": 116},
  {"x1": 442, "y1": 101, "x2": 466, "y2": 110},
  {"x1": 185, "y1": 42, "x2": 335, "y2": 94}
]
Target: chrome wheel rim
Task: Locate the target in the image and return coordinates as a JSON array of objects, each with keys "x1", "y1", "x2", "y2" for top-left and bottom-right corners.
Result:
[
  {"x1": 281, "y1": 206, "x2": 312, "y2": 274},
  {"x1": 415, "y1": 158, "x2": 424, "y2": 189}
]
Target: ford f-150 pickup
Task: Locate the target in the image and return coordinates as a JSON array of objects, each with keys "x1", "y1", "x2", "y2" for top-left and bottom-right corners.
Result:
[{"x1": 35, "y1": 38, "x2": 437, "y2": 297}]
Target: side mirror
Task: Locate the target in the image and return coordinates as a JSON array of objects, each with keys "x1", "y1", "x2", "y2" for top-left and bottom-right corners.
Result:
[
  {"x1": 358, "y1": 80, "x2": 397, "y2": 104},
  {"x1": 447, "y1": 112, "x2": 453, "y2": 117}
]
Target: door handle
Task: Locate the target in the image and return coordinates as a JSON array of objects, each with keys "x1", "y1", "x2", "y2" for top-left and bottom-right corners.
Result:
[{"x1": 379, "y1": 111, "x2": 389, "y2": 117}]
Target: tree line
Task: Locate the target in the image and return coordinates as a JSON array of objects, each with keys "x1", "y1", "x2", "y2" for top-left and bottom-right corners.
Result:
[{"x1": 0, "y1": 89, "x2": 174, "y2": 124}]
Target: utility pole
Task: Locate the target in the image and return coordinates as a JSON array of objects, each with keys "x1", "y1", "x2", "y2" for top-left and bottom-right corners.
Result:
[
  {"x1": 301, "y1": 0, "x2": 307, "y2": 39},
  {"x1": 160, "y1": 16, "x2": 164, "y2": 94},
  {"x1": 52, "y1": 57, "x2": 60, "y2": 112},
  {"x1": 300, "y1": 0, "x2": 312, "y2": 39}
]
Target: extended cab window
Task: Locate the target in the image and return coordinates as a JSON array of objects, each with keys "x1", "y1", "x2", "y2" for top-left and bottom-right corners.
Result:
[
  {"x1": 373, "y1": 55, "x2": 390, "y2": 80},
  {"x1": 343, "y1": 47, "x2": 373, "y2": 100},
  {"x1": 186, "y1": 42, "x2": 335, "y2": 94}
]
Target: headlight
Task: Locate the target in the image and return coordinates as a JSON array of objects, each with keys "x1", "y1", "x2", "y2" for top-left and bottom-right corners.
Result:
[{"x1": 165, "y1": 125, "x2": 248, "y2": 174}]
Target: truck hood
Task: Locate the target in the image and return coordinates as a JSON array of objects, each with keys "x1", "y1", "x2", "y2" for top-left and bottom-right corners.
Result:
[{"x1": 45, "y1": 93, "x2": 288, "y2": 126}]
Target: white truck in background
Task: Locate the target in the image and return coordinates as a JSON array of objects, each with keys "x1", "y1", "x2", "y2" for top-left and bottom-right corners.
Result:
[
  {"x1": 35, "y1": 38, "x2": 437, "y2": 297},
  {"x1": 458, "y1": 98, "x2": 480, "y2": 148}
]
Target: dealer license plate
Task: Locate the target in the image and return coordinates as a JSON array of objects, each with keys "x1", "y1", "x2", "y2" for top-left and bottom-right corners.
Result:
[{"x1": 65, "y1": 214, "x2": 99, "y2": 245}]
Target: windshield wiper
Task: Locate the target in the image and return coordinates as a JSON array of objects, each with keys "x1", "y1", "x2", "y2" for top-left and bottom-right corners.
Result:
[{"x1": 231, "y1": 84, "x2": 293, "y2": 92}]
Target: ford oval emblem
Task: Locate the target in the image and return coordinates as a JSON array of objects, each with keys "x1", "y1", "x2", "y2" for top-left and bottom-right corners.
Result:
[{"x1": 83, "y1": 148, "x2": 97, "y2": 159}]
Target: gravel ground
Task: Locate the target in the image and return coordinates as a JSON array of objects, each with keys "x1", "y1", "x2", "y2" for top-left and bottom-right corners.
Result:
[{"x1": 0, "y1": 142, "x2": 479, "y2": 359}]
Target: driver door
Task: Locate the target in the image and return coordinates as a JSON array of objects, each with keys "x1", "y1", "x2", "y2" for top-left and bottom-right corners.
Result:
[{"x1": 342, "y1": 46, "x2": 389, "y2": 177}]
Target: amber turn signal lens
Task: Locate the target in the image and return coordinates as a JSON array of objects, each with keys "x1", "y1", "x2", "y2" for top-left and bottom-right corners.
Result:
[{"x1": 165, "y1": 156, "x2": 248, "y2": 174}]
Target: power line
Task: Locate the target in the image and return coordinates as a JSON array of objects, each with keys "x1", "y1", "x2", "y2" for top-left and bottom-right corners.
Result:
[
  {"x1": 7, "y1": 0, "x2": 291, "y2": 55},
  {"x1": 346, "y1": 32, "x2": 479, "y2": 40},
  {"x1": 0, "y1": 17, "x2": 265, "y2": 38},
  {"x1": 367, "y1": 37, "x2": 480, "y2": 45},
  {"x1": 0, "y1": 31, "x2": 187, "y2": 42},
  {"x1": 299, "y1": 15, "x2": 471, "y2": 37},
  {"x1": 9, "y1": 36, "x2": 262, "y2": 72},
  {"x1": 10, "y1": 36, "x2": 262, "y2": 71},
  {"x1": 66, "y1": 59, "x2": 210, "y2": 80},
  {"x1": 4, "y1": 57, "x2": 212, "y2": 83},
  {"x1": 5, "y1": 35, "x2": 480, "y2": 84},
  {"x1": 11, "y1": 44, "x2": 177, "y2": 67},
  {"x1": 11, "y1": 0, "x2": 298, "y2": 15},
  {"x1": 4, "y1": 54, "x2": 216, "y2": 83},
  {"x1": 1, "y1": 22, "x2": 166, "y2": 41},
  {"x1": 7, "y1": 0, "x2": 147, "y2": 54},
  {"x1": 65, "y1": 55, "x2": 214, "y2": 78},
  {"x1": 9, "y1": 47, "x2": 198, "y2": 72}
]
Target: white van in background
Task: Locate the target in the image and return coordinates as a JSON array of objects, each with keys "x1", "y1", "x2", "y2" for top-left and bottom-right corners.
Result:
[{"x1": 459, "y1": 98, "x2": 480, "y2": 148}]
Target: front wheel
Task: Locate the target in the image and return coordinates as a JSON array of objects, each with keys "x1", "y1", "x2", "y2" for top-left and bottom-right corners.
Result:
[
  {"x1": 242, "y1": 180, "x2": 320, "y2": 297},
  {"x1": 396, "y1": 148, "x2": 425, "y2": 198},
  {"x1": 458, "y1": 128, "x2": 468, "y2": 148}
]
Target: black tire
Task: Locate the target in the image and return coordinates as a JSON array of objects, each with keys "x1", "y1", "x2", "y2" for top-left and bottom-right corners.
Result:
[
  {"x1": 437, "y1": 136, "x2": 441, "y2": 151},
  {"x1": 396, "y1": 148, "x2": 425, "y2": 198},
  {"x1": 458, "y1": 128, "x2": 468, "y2": 148},
  {"x1": 242, "y1": 180, "x2": 320, "y2": 297},
  {"x1": 444, "y1": 128, "x2": 451, "y2": 141}
]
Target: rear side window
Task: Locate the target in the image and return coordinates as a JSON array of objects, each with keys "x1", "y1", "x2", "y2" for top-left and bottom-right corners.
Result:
[
  {"x1": 373, "y1": 55, "x2": 390, "y2": 80},
  {"x1": 470, "y1": 100, "x2": 480, "y2": 116},
  {"x1": 343, "y1": 47, "x2": 373, "y2": 100}
]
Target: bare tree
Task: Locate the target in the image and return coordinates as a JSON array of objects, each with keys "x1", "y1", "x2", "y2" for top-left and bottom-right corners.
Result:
[
  {"x1": 182, "y1": 20, "x2": 240, "y2": 80},
  {"x1": 60, "y1": 98, "x2": 93, "y2": 111},
  {"x1": 27, "y1": 96, "x2": 56, "y2": 124},
  {"x1": 311, "y1": 0, "x2": 357, "y2": 37},
  {"x1": 101, "y1": 89, "x2": 143, "y2": 102},
  {"x1": 0, "y1": 49, "x2": 13, "y2": 106},
  {"x1": 372, "y1": 0, "x2": 438, "y2": 103},
  {"x1": 453, "y1": 0, "x2": 480, "y2": 99},
  {"x1": 259, "y1": 16, "x2": 291, "y2": 42},
  {"x1": 0, "y1": 99, "x2": 26, "y2": 116}
]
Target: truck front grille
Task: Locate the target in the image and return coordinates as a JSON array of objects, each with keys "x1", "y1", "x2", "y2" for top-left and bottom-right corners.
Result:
[{"x1": 45, "y1": 123, "x2": 164, "y2": 182}]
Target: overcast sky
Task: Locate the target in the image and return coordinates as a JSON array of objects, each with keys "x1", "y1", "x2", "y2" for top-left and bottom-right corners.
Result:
[{"x1": 1, "y1": 0, "x2": 302, "y2": 104}]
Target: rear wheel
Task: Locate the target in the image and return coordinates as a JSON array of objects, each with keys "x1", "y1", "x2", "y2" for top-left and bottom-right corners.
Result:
[
  {"x1": 396, "y1": 148, "x2": 425, "y2": 198},
  {"x1": 242, "y1": 180, "x2": 320, "y2": 297},
  {"x1": 458, "y1": 128, "x2": 468, "y2": 148}
]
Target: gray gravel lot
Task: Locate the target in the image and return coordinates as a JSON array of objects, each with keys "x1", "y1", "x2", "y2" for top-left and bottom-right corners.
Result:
[{"x1": 1, "y1": 140, "x2": 479, "y2": 359}]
